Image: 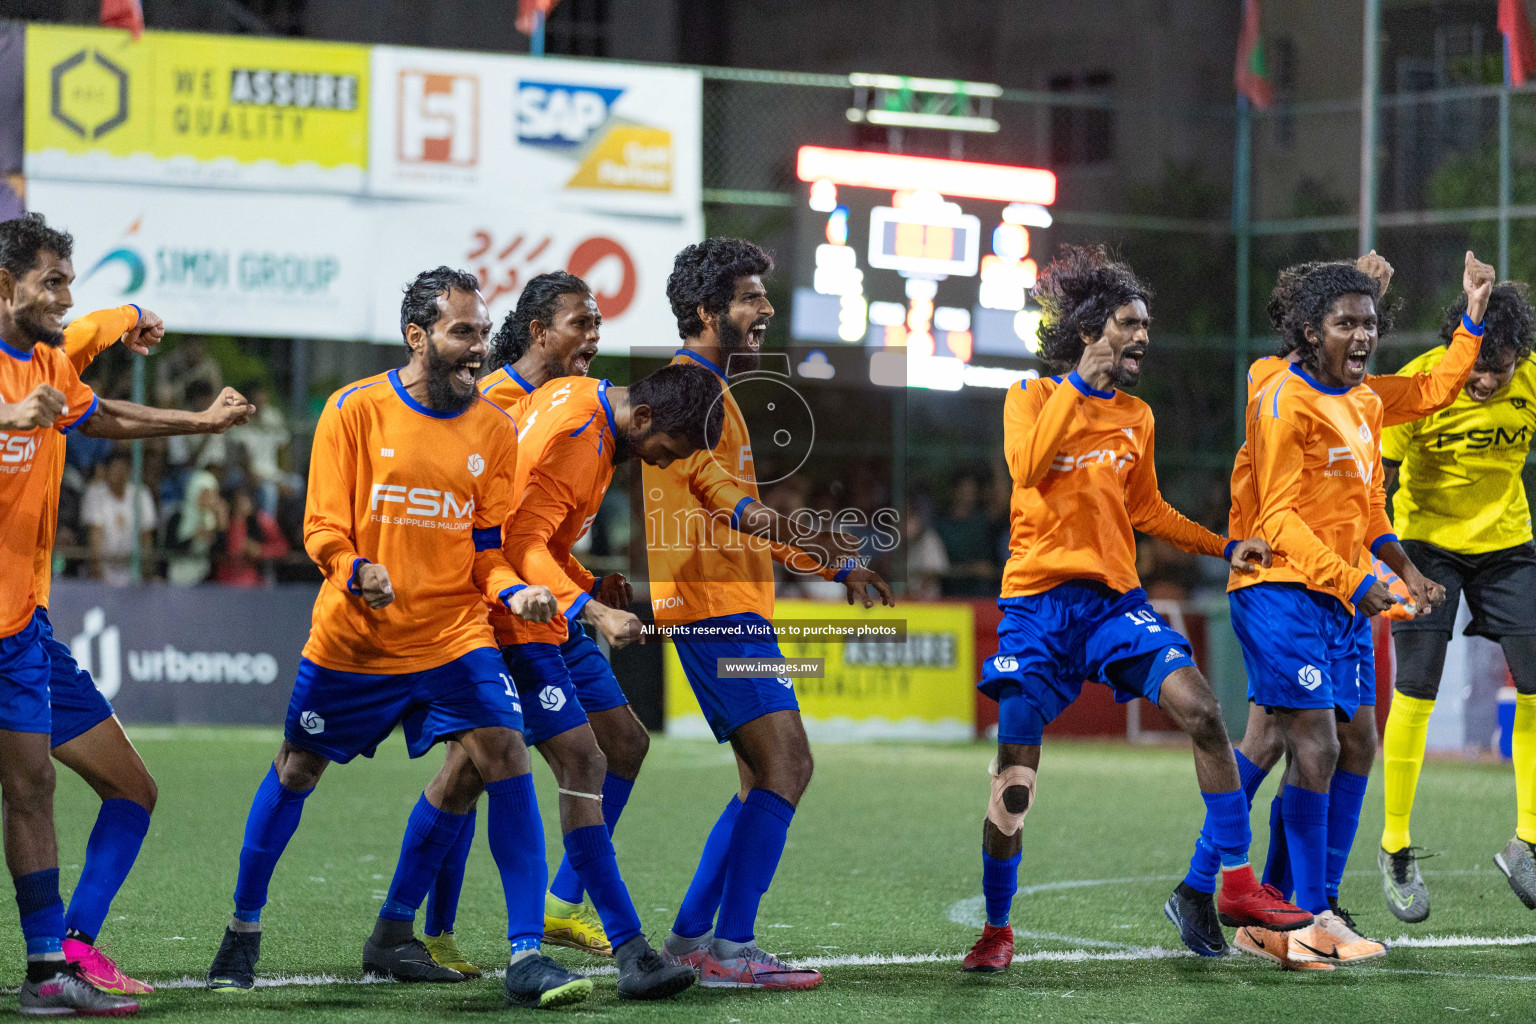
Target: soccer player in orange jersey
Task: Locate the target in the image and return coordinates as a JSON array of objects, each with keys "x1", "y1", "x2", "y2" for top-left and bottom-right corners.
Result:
[
  {"x1": 650, "y1": 239, "x2": 891, "y2": 992},
  {"x1": 1174, "y1": 251, "x2": 1488, "y2": 963},
  {"x1": 419, "y1": 273, "x2": 652, "y2": 970},
  {"x1": 1, "y1": 213, "x2": 255, "y2": 1016},
  {"x1": 405, "y1": 362, "x2": 722, "y2": 1000},
  {"x1": 200, "y1": 268, "x2": 602, "y2": 1010},
  {"x1": 1211, "y1": 261, "x2": 1447, "y2": 970},
  {"x1": 962, "y1": 244, "x2": 1309, "y2": 975}
]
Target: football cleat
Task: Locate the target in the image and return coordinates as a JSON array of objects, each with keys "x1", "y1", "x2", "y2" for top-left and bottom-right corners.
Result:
[
  {"x1": 697, "y1": 941, "x2": 822, "y2": 990},
  {"x1": 660, "y1": 930, "x2": 713, "y2": 972},
  {"x1": 1217, "y1": 880, "x2": 1313, "y2": 931},
  {"x1": 1287, "y1": 910, "x2": 1387, "y2": 965},
  {"x1": 1234, "y1": 926, "x2": 1334, "y2": 971},
  {"x1": 543, "y1": 895, "x2": 613, "y2": 957},
  {"x1": 502, "y1": 954, "x2": 592, "y2": 1010},
  {"x1": 62, "y1": 939, "x2": 154, "y2": 995},
  {"x1": 424, "y1": 931, "x2": 482, "y2": 979},
  {"x1": 206, "y1": 926, "x2": 261, "y2": 991},
  {"x1": 1164, "y1": 883, "x2": 1230, "y2": 957},
  {"x1": 21, "y1": 961, "x2": 140, "y2": 1016},
  {"x1": 363, "y1": 934, "x2": 466, "y2": 983},
  {"x1": 614, "y1": 937, "x2": 696, "y2": 1000},
  {"x1": 1495, "y1": 836, "x2": 1536, "y2": 910},
  {"x1": 1378, "y1": 845, "x2": 1431, "y2": 923},
  {"x1": 961, "y1": 924, "x2": 1015, "y2": 973}
]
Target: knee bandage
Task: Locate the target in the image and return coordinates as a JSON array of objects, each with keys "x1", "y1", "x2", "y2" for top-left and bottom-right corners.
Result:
[{"x1": 986, "y1": 763, "x2": 1037, "y2": 836}]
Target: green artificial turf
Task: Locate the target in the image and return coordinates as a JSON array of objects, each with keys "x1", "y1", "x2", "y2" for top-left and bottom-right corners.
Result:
[{"x1": 6, "y1": 729, "x2": 1534, "y2": 1021}]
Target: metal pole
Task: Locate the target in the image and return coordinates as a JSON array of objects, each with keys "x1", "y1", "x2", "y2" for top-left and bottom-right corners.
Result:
[
  {"x1": 1501, "y1": 36, "x2": 1513, "y2": 280},
  {"x1": 129, "y1": 355, "x2": 145, "y2": 581},
  {"x1": 1233, "y1": 95, "x2": 1253, "y2": 449},
  {"x1": 1360, "y1": 0, "x2": 1381, "y2": 254},
  {"x1": 531, "y1": 10, "x2": 546, "y2": 56}
]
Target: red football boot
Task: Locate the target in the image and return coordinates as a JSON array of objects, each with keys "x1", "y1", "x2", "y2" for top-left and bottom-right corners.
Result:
[
  {"x1": 1217, "y1": 868, "x2": 1314, "y2": 931},
  {"x1": 961, "y1": 924, "x2": 1014, "y2": 973}
]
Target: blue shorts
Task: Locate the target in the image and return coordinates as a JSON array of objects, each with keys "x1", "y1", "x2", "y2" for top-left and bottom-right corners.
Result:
[
  {"x1": 1348, "y1": 611, "x2": 1377, "y2": 712},
  {"x1": 673, "y1": 613, "x2": 800, "y2": 743},
  {"x1": 502, "y1": 643, "x2": 591, "y2": 747},
  {"x1": 0, "y1": 612, "x2": 52, "y2": 735},
  {"x1": 36, "y1": 609, "x2": 115, "y2": 747},
  {"x1": 1230, "y1": 583, "x2": 1357, "y2": 718},
  {"x1": 977, "y1": 583, "x2": 1196, "y2": 745},
  {"x1": 560, "y1": 622, "x2": 629, "y2": 715},
  {"x1": 284, "y1": 648, "x2": 522, "y2": 763}
]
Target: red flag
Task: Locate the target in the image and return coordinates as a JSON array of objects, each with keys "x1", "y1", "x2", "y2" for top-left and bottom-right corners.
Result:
[
  {"x1": 1501, "y1": 0, "x2": 1536, "y2": 86},
  {"x1": 100, "y1": 0, "x2": 144, "y2": 38},
  {"x1": 516, "y1": 0, "x2": 561, "y2": 36},
  {"x1": 1234, "y1": 0, "x2": 1274, "y2": 109}
]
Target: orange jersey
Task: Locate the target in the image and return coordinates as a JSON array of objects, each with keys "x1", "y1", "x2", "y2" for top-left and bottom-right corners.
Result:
[
  {"x1": 1000, "y1": 372, "x2": 1227, "y2": 598},
  {"x1": 478, "y1": 363, "x2": 538, "y2": 416},
  {"x1": 1226, "y1": 319, "x2": 1480, "y2": 590},
  {"x1": 300, "y1": 369, "x2": 524, "y2": 673},
  {"x1": 497, "y1": 377, "x2": 616, "y2": 645},
  {"x1": 1, "y1": 337, "x2": 100, "y2": 638},
  {"x1": 1230, "y1": 363, "x2": 1394, "y2": 609},
  {"x1": 34, "y1": 305, "x2": 142, "y2": 608}
]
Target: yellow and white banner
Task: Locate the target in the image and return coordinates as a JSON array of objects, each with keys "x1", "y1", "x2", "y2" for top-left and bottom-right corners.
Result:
[
  {"x1": 25, "y1": 25, "x2": 369, "y2": 192},
  {"x1": 368, "y1": 45, "x2": 700, "y2": 219},
  {"x1": 664, "y1": 601, "x2": 976, "y2": 742}
]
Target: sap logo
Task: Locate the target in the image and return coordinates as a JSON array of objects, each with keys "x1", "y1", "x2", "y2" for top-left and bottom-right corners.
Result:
[
  {"x1": 1049, "y1": 448, "x2": 1134, "y2": 473},
  {"x1": 538, "y1": 685, "x2": 566, "y2": 712},
  {"x1": 517, "y1": 81, "x2": 623, "y2": 149},
  {"x1": 398, "y1": 71, "x2": 478, "y2": 167},
  {"x1": 299, "y1": 710, "x2": 325, "y2": 734},
  {"x1": 369, "y1": 483, "x2": 474, "y2": 519},
  {"x1": 993, "y1": 655, "x2": 1019, "y2": 673},
  {"x1": 1297, "y1": 665, "x2": 1323, "y2": 691},
  {"x1": 0, "y1": 432, "x2": 40, "y2": 465}
]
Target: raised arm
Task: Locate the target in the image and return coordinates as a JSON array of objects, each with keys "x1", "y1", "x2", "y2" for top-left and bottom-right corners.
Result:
[
  {"x1": 63, "y1": 305, "x2": 144, "y2": 373},
  {"x1": 77, "y1": 387, "x2": 255, "y2": 439},
  {"x1": 1369, "y1": 250, "x2": 1492, "y2": 425},
  {"x1": 1003, "y1": 378, "x2": 1086, "y2": 489}
]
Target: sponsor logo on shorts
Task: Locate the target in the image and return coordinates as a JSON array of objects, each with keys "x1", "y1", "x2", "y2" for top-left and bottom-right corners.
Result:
[
  {"x1": 538, "y1": 685, "x2": 566, "y2": 712},
  {"x1": 1164, "y1": 648, "x2": 1182, "y2": 664},
  {"x1": 993, "y1": 655, "x2": 1018, "y2": 673},
  {"x1": 299, "y1": 710, "x2": 325, "y2": 734},
  {"x1": 1297, "y1": 665, "x2": 1323, "y2": 691}
]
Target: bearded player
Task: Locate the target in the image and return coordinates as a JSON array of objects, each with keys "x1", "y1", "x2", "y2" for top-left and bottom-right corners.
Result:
[
  {"x1": 203, "y1": 267, "x2": 603, "y2": 1011},
  {"x1": 1377, "y1": 275, "x2": 1536, "y2": 919},
  {"x1": 962, "y1": 244, "x2": 1306, "y2": 974}
]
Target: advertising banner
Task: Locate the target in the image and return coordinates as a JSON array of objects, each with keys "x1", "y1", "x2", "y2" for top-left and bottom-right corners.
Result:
[
  {"x1": 367, "y1": 200, "x2": 698, "y2": 350},
  {"x1": 663, "y1": 601, "x2": 976, "y2": 741},
  {"x1": 27, "y1": 179, "x2": 371, "y2": 341},
  {"x1": 45, "y1": 581, "x2": 317, "y2": 726},
  {"x1": 368, "y1": 45, "x2": 700, "y2": 219},
  {"x1": 24, "y1": 24, "x2": 369, "y2": 193}
]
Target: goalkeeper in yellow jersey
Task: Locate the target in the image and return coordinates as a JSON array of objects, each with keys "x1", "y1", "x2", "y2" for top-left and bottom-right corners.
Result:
[{"x1": 1378, "y1": 281, "x2": 1536, "y2": 921}]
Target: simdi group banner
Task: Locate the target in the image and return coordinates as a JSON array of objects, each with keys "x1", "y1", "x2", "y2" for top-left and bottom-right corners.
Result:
[
  {"x1": 27, "y1": 179, "x2": 372, "y2": 341},
  {"x1": 664, "y1": 601, "x2": 977, "y2": 742},
  {"x1": 368, "y1": 45, "x2": 701, "y2": 219},
  {"x1": 24, "y1": 24, "x2": 369, "y2": 193}
]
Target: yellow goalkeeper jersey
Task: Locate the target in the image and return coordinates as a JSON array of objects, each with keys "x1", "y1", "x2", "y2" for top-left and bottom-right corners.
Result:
[{"x1": 1382, "y1": 346, "x2": 1536, "y2": 554}]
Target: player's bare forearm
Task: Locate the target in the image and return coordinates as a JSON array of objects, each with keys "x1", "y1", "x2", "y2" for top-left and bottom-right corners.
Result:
[{"x1": 78, "y1": 390, "x2": 254, "y2": 439}]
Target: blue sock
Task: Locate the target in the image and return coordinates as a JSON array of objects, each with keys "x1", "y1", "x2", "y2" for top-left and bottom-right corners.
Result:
[
  {"x1": 485, "y1": 774, "x2": 546, "y2": 954},
  {"x1": 1325, "y1": 770, "x2": 1370, "y2": 901},
  {"x1": 563, "y1": 824, "x2": 642, "y2": 949},
  {"x1": 672, "y1": 795, "x2": 743, "y2": 938},
  {"x1": 1201, "y1": 789, "x2": 1254, "y2": 869},
  {"x1": 232, "y1": 764, "x2": 313, "y2": 923},
  {"x1": 425, "y1": 809, "x2": 475, "y2": 937},
  {"x1": 15, "y1": 869, "x2": 65, "y2": 956},
  {"x1": 64, "y1": 798, "x2": 151, "y2": 942},
  {"x1": 1184, "y1": 750, "x2": 1269, "y2": 893},
  {"x1": 715, "y1": 789, "x2": 795, "y2": 944},
  {"x1": 549, "y1": 772, "x2": 635, "y2": 906},
  {"x1": 1261, "y1": 794, "x2": 1292, "y2": 897},
  {"x1": 380, "y1": 795, "x2": 468, "y2": 922},
  {"x1": 1281, "y1": 784, "x2": 1330, "y2": 915},
  {"x1": 982, "y1": 850, "x2": 1020, "y2": 927}
]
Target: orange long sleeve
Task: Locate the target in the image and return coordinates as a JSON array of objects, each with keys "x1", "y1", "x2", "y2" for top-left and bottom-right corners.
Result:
[
  {"x1": 63, "y1": 305, "x2": 140, "y2": 374},
  {"x1": 503, "y1": 432, "x2": 609, "y2": 626},
  {"x1": 1004, "y1": 372, "x2": 1089, "y2": 488},
  {"x1": 1370, "y1": 320, "x2": 1482, "y2": 426},
  {"x1": 1125, "y1": 419, "x2": 1228, "y2": 558},
  {"x1": 302, "y1": 399, "x2": 365, "y2": 595}
]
